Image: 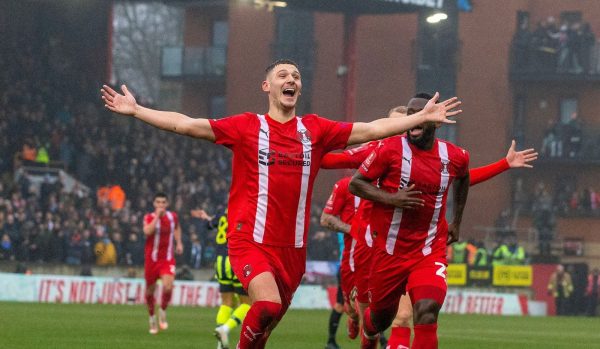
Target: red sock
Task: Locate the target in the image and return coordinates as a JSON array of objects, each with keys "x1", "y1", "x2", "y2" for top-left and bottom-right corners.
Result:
[
  {"x1": 363, "y1": 307, "x2": 378, "y2": 336},
  {"x1": 388, "y1": 326, "x2": 411, "y2": 349},
  {"x1": 238, "y1": 301, "x2": 282, "y2": 349},
  {"x1": 160, "y1": 288, "x2": 172, "y2": 310},
  {"x1": 411, "y1": 324, "x2": 437, "y2": 349},
  {"x1": 145, "y1": 293, "x2": 155, "y2": 316},
  {"x1": 360, "y1": 308, "x2": 379, "y2": 349}
]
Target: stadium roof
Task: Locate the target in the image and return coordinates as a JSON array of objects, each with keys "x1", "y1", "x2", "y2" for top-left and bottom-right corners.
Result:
[
  {"x1": 159, "y1": 0, "x2": 445, "y2": 14},
  {"x1": 284, "y1": 0, "x2": 445, "y2": 14}
]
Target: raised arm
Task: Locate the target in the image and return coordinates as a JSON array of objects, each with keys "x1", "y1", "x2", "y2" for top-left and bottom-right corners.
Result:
[
  {"x1": 347, "y1": 93, "x2": 461, "y2": 145},
  {"x1": 101, "y1": 84, "x2": 215, "y2": 141},
  {"x1": 469, "y1": 140, "x2": 538, "y2": 186}
]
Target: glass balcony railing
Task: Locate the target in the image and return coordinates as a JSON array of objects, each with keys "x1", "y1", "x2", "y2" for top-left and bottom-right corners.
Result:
[{"x1": 510, "y1": 39, "x2": 600, "y2": 81}]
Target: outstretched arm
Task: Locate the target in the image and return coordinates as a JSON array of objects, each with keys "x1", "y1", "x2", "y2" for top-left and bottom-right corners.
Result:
[
  {"x1": 101, "y1": 84, "x2": 216, "y2": 141},
  {"x1": 469, "y1": 140, "x2": 538, "y2": 186},
  {"x1": 347, "y1": 92, "x2": 462, "y2": 145},
  {"x1": 320, "y1": 212, "x2": 351, "y2": 233}
]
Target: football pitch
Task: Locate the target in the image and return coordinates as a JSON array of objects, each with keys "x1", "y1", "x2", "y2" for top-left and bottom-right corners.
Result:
[{"x1": 2, "y1": 301, "x2": 600, "y2": 349}]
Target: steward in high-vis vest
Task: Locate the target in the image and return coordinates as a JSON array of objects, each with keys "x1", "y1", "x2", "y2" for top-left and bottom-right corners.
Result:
[
  {"x1": 449, "y1": 241, "x2": 469, "y2": 264},
  {"x1": 548, "y1": 264, "x2": 574, "y2": 315}
]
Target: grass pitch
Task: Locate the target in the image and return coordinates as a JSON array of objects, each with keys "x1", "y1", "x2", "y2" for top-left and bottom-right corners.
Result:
[{"x1": 2, "y1": 301, "x2": 600, "y2": 348}]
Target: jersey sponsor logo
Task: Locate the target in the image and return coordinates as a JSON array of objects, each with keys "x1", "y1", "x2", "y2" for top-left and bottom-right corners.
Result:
[
  {"x1": 296, "y1": 128, "x2": 312, "y2": 144},
  {"x1": 412, "y1": 182, "x2": 447, "y2": 195},
  {"x1": 258, "y1": 148, "x2": 276, "y2": 166},
  {"x1": 258, "y1": 149, "x2": 312, "y2": 167}
]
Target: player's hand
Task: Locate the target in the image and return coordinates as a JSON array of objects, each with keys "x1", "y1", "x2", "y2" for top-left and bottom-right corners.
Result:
[
  {"x1": 175, "y1": 242, "x2": 183, "y2": 255},
  {"x1": 191, "y1": 209, "x2": 211, "y2": 220},
  {"x1": 155, "y1": 207, "x2": 166, "y2": 217},
  {"x1": 388, "y1": 184, "x2": 424, "y2": 209},
  {"x1": 422, "y1": 92, "x2": 462, "y2": 124},
  {"x1": 506, "y1": 140, "x2": 538, "y2": 168},
  {"x1": 447, "y1": 223, "x2": 460, "y2": 245},
  {"x1": 101, "y1": 84, "x2": 138, "y2": 116}
]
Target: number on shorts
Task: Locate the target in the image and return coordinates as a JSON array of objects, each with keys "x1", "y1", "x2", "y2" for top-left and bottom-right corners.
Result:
[
  {"x1": 434, "y1": 262, "x2": 446, "y2": 279},
  {"x1": 170, "y1": 265, "x2": 176, "y2": 274}
]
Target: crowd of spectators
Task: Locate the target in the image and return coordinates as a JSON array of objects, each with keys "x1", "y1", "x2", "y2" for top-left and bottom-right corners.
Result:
[
  {"x1": 512, "y1": 179, "x2": 600, "y2": 219},
  {"x1": 0, "y1": 29, "x2": 339, "y2": 271},
  {"x1": 541, "y1": 112, "x2": 583, "y2": 159},
  {"x1": 512, "y1": 15, "x2": 598, "y2": 74},
  {"x1": 0, "y1": 29, "x2": 230, "y2": 268}
]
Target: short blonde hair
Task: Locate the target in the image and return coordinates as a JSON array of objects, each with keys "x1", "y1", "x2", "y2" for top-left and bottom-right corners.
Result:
[{"x1": 388, "y1": 105, "x2": 408, "y2": 116}]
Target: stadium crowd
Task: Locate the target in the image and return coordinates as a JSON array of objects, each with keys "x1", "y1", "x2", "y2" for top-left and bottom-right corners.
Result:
[
  {"x1": 512, "y1": 14, "x2": 599, "y2": 74},
  {"x1": 0, "y1": 32, "x2": 340, "y2": 268}
]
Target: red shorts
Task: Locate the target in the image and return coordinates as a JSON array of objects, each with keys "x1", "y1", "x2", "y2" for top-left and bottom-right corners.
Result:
[
  {"x1": 353, "y1": 237, "x2": 373, "y2": 304},
  {"x1": 228, "y1": 237, "x2": 306, "y2": 309},
  {"x1": 145, "y1": 259, "x2": 176, "y2": 285},
  {"x1": 368, "y1": 247, "x2": 447, "y2": 313},
  {"x1": 340, "y1": 252, "x2": 355, "y2": 305}
]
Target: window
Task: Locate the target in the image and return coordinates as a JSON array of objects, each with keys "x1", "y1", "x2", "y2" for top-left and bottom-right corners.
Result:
[
  {"x1": 210, "y1": 95, "x2": 226, "y2": 119},
  {"x1": 559, "y1": 98, "x2": 578, "y2": 124}
]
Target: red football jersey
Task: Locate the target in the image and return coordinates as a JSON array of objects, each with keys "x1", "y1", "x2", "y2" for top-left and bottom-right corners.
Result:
[
  {"x1": 209, "y1": 113, "x2": 352, "y2": 248},
  {"x1": 324, "y1": 176, "x2": 360, "y2": 270},
  {"x1": 144, "y1": 211, "x2": 178, "y2": 262},
  {"x1": 359, "y1": 135, "x2": 469, "y2": 257},
  {"x1": 324, "y1": 177, "x2": 359, "y2": 224}
]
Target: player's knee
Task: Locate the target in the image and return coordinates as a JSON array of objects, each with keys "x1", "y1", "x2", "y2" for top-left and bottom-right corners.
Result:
[
  {"x1": 394, "y1": 306, "x2": 412, "y2": 326},
  {"x1": 412, "y1": 299, "x2": 441, "y2": 325},
  {"x1": 392, "y1": 312, "x2": 411, "y2": 327},
  {"x1": 255, "y1": 301, "x2": 282, "y2": 329}
]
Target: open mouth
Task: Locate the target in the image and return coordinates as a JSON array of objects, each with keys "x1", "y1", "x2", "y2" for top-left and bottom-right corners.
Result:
[
  {"x1": 409, "y1": 126, "x2": 423, "y2": 137},
  {"x1": 282, "y1": 87, "x2": 296, "y2": 97}
]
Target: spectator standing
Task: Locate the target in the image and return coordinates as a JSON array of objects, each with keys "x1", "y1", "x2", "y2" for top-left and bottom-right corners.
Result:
[
  {"x1": 94, "y1": 231, "x2": 117, "y2": 266},
  {"x1": 548, "y1": 264, "x2": 574, "y2": 316},
  {"x1": 586, "y1": 268, "x2": 600, "y2": 316}
]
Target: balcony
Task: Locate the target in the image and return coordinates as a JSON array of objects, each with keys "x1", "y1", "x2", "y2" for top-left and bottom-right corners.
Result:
[
  {"x1": 161, "y1": 45, "x2": 226, "y2": 82},
  {"x1": 509, "y1": 40, "x2": 600, "y2": 83}
]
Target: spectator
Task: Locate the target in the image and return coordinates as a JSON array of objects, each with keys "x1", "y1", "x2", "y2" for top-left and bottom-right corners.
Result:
[
  {"x1": 548, "y1": 264, "x2": 574, "y2": 316},
  {"x1": 0, "y1": 233, "x2": 14, "y2": 261},
  {"x1": 190, "y1": 232, "x2": 202, "y2": 269},
  {"x1": 586, "y1": 268, "x2": 600, "y2": 316},
  {"x1": 125, "y1": 232, "x2": 144, "y2": 266},
  {"x1": 564, "y1": 111, "x2": 583, "y2": 158},
  {"x1": 493, "y1": 232, "x2": 526, "y2": 265},
  {"x1": 94, "y1": 232, "x2": 117, "y2": 266},
  {"x1": 532, "y1": 182, "x2": 556, "y2": 255}
]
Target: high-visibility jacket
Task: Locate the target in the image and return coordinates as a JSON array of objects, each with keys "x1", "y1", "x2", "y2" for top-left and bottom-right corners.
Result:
[
  {"x1": 548, "y1": 271, "x2": 574, "y2": 298},
  {"x1": 474, "y1": 248, "x2": 489, "y2": 267},
  {"x1": 450, "y1": 241, "x2": 469, "y2": 264}
]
